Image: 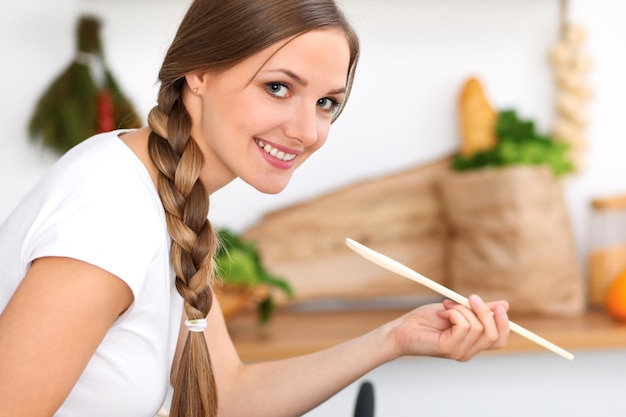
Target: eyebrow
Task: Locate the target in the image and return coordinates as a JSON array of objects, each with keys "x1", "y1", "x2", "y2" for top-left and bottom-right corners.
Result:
[{"x1": 267, "y1": 69, "x2": 346, "y2": 95}]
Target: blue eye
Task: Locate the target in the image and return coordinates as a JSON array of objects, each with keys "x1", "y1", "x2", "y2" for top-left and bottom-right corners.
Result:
[
  {"x1": 266, "y1": 82, "x2": 289, "y2": 98},
  {"x1": 318, "y1": 97, "x2": 340, "y2": 114}
]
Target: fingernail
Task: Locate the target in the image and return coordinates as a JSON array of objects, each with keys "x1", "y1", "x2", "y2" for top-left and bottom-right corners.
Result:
[{"x1": 469, "y1": 295, "x2": 484, "y2": 305}]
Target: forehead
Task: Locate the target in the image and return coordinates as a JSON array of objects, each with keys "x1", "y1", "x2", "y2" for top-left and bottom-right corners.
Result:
[{"x1": 247, "y1": 29, "x2": 351, "y2": 89}]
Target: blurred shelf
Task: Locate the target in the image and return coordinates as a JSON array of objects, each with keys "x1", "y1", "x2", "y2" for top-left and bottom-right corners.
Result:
[{"x1": 227, "y1": 308, "x2": 626, "y2": 362}]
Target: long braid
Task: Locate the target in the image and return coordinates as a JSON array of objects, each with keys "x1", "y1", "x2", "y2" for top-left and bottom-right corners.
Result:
[
  {"x1": 148, "y1": 82, "x2": 218, "y2": 417},
  {"x1": 143, "y1": 1, "x2": 360, "y2": 415}
]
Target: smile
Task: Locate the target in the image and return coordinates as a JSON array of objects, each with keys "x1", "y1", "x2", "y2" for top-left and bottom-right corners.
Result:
[{"x1": 255, "y1": 139, "x2": 297, "y2": 162}]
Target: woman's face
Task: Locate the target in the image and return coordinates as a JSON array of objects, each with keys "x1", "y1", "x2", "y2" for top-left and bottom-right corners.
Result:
[{"x1": 186, "y1": 29, "x2": 351, "y2": 195}]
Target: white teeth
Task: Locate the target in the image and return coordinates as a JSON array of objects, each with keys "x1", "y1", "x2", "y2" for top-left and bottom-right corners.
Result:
[{"x1": 256, "y1": 140, "x2": 296, "y2": 162}]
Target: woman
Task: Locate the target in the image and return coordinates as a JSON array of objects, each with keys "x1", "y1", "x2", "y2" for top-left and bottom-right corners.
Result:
[{"x1": 0, "y1": 1, "x2": 510, "y2": 416}]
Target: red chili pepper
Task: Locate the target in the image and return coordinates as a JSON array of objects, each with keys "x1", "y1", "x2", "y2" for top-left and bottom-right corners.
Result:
[{"x1": 97, "y1": 89, "x2": 115, "y2": 132}]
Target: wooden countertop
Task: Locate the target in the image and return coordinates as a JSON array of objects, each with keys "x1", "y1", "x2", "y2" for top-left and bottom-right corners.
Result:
[{"x1": 227, "y1": 307, "x2": 626, "y2": 362}]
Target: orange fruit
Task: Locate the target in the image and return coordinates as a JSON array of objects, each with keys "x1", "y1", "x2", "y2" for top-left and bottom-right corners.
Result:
[{"x1": 605, "y1": 269, "x2": 626, "y2": 322}]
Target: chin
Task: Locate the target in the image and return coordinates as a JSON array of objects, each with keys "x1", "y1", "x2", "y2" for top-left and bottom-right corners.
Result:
[
  {"x1": 242, "y1": 171, "x2": 293, "y2": 194},
  {"x1": 253, "y1": 183, "x2": 288, "y2": 195}
]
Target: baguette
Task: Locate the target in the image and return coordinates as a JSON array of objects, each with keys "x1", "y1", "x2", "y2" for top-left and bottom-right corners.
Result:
[{"x1": 458, "y1": 77, "x2": 497, "y2": 157}]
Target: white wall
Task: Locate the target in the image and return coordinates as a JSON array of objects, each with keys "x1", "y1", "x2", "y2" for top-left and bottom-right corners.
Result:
[{"x1": 2, "y1": 0, "x2": 624, "y2": 265}]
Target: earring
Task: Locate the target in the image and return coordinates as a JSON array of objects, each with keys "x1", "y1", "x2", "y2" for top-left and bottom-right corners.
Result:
[{"x1": 192, "y1": 88, "x2": 198, "y2": 93}]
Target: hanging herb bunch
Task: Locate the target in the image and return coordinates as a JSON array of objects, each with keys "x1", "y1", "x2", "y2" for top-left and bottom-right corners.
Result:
[{"x1": 29, "y1": 15, "x2": 141, "y2": 154}]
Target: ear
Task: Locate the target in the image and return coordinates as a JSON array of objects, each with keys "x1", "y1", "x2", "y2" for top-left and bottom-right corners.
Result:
[{"x1": 184, "y1": 71, "x2": 210, "y2": 94}]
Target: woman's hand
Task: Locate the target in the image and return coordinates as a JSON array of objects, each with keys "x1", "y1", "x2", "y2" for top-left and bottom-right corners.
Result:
[{"x1": 389, "y1": 295, "x2": 510, "y2": 362}]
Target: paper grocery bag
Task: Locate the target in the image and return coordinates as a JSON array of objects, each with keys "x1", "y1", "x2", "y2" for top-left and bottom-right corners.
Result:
[{"x1": 437, "y1": 166, "x2": 585, "y2": 316}]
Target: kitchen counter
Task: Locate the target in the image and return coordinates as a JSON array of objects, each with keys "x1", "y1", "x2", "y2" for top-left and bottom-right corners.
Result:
[{"x1": 227, "y1": 307, "x2": 626, "y2": 362}]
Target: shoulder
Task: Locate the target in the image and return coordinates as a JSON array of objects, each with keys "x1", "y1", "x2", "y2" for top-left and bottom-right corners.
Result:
[
  {"x1": 22, "y1": 131, "x2": 167, "y2": 285},
  {"x1": 54, "y1": 130, "x2": 153, "y2": 191},
  {"x1": 38, "y1": 130, "x2": 162, "y2": 220}
]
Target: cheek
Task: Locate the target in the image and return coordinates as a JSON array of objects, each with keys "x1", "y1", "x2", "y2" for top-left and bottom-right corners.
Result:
[
  {"x1": 242, "y1": 101, "x2": 286, "y2": 134},
  {"x1": 314, "y1": 123, "x2": 332, "y2": 150}
]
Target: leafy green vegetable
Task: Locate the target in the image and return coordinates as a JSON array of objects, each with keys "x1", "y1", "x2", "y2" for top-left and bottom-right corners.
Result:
[
  {"x1": 215, "y1": 228, "x2": 294, "y2": 323},
  {"x1": 453, "y1": 109, "x2": 574, "y2": 177}
]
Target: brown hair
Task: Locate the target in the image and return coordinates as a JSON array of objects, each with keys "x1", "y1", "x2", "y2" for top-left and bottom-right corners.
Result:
[{"x1": 147, "y1": 1, "x2": 359, "y2": 416}]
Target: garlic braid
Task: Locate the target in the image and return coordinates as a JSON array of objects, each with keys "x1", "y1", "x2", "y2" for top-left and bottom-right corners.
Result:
[{"x1": 147, "y1": 82, "x2": 218, "y2": 417}]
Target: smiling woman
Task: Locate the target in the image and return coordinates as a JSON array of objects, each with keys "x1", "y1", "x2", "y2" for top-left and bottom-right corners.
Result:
[
  {"x1": 0, "y1": 1, "x2": 512, "y2": 417},
  {"x1": 178, "y1": 28, "x2": 352, "y2": 195}
]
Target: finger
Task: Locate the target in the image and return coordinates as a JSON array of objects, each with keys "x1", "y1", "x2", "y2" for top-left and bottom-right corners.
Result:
[
  {"x1": 443, "y1": 298, "x2": 509, "y2": 315},
  {"x1": 481, "y1": 300, "x2": 510, "y2": 349},
  {"x1": 468, "y1": 295, "x2": 500, "y2": 348},
  {"x1": 444, "y1": 296, "x2": 505, "y2": 360},
  {"x1": 486, "y1": 300, "x2": 509, "y2": 313},
  {"x1": 436, "y1": 307, "x2": 472, "y2": 359},
  {"x1": 439, "y1": 302, "x2": 486, "y2": 359},
  {"x1": 444, "y1": 298, "x2": 509, "y2": 312},
  {"x1": 489, "y1": 304, "x2": 510, "y2": 350},
  {"x1": 453, "y1": 298, "x2": 488, "y2": 352},
  {"x1": 442, "y1": 297, "x2": 510, "y2": 358}
]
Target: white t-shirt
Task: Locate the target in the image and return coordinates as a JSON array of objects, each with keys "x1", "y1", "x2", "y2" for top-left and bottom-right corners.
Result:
[{"x1": 0, "y1": 130, "x2": 183, "y2": 417}]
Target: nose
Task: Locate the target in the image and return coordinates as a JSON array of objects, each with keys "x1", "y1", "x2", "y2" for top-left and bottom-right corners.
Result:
[{"x1": 284, "y1": 101, "x2": 320, "y2": 146}]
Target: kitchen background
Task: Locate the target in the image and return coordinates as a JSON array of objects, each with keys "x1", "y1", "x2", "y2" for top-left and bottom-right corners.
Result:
[{"x1": 1, "y1": 0, "x2": 625, "y2": 416}]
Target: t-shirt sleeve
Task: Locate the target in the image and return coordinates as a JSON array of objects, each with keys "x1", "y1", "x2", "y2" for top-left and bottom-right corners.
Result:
[{"x1": 24, "y1": 180, "x2": 163, "y2": 298}]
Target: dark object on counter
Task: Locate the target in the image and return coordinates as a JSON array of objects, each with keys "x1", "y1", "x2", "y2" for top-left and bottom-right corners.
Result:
[{"x1": 353, "y1": 380, "x2": 375, "y2": 417}]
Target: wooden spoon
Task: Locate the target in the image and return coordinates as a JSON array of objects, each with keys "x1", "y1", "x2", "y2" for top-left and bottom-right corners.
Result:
[{"x1": 345, "y1": 238, "x2": 574, "y2": 360}]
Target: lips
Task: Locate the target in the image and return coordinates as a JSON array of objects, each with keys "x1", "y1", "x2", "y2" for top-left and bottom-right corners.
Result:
[{"x1": 255, "y1": 139, "x2": 296, "y2": 162}]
